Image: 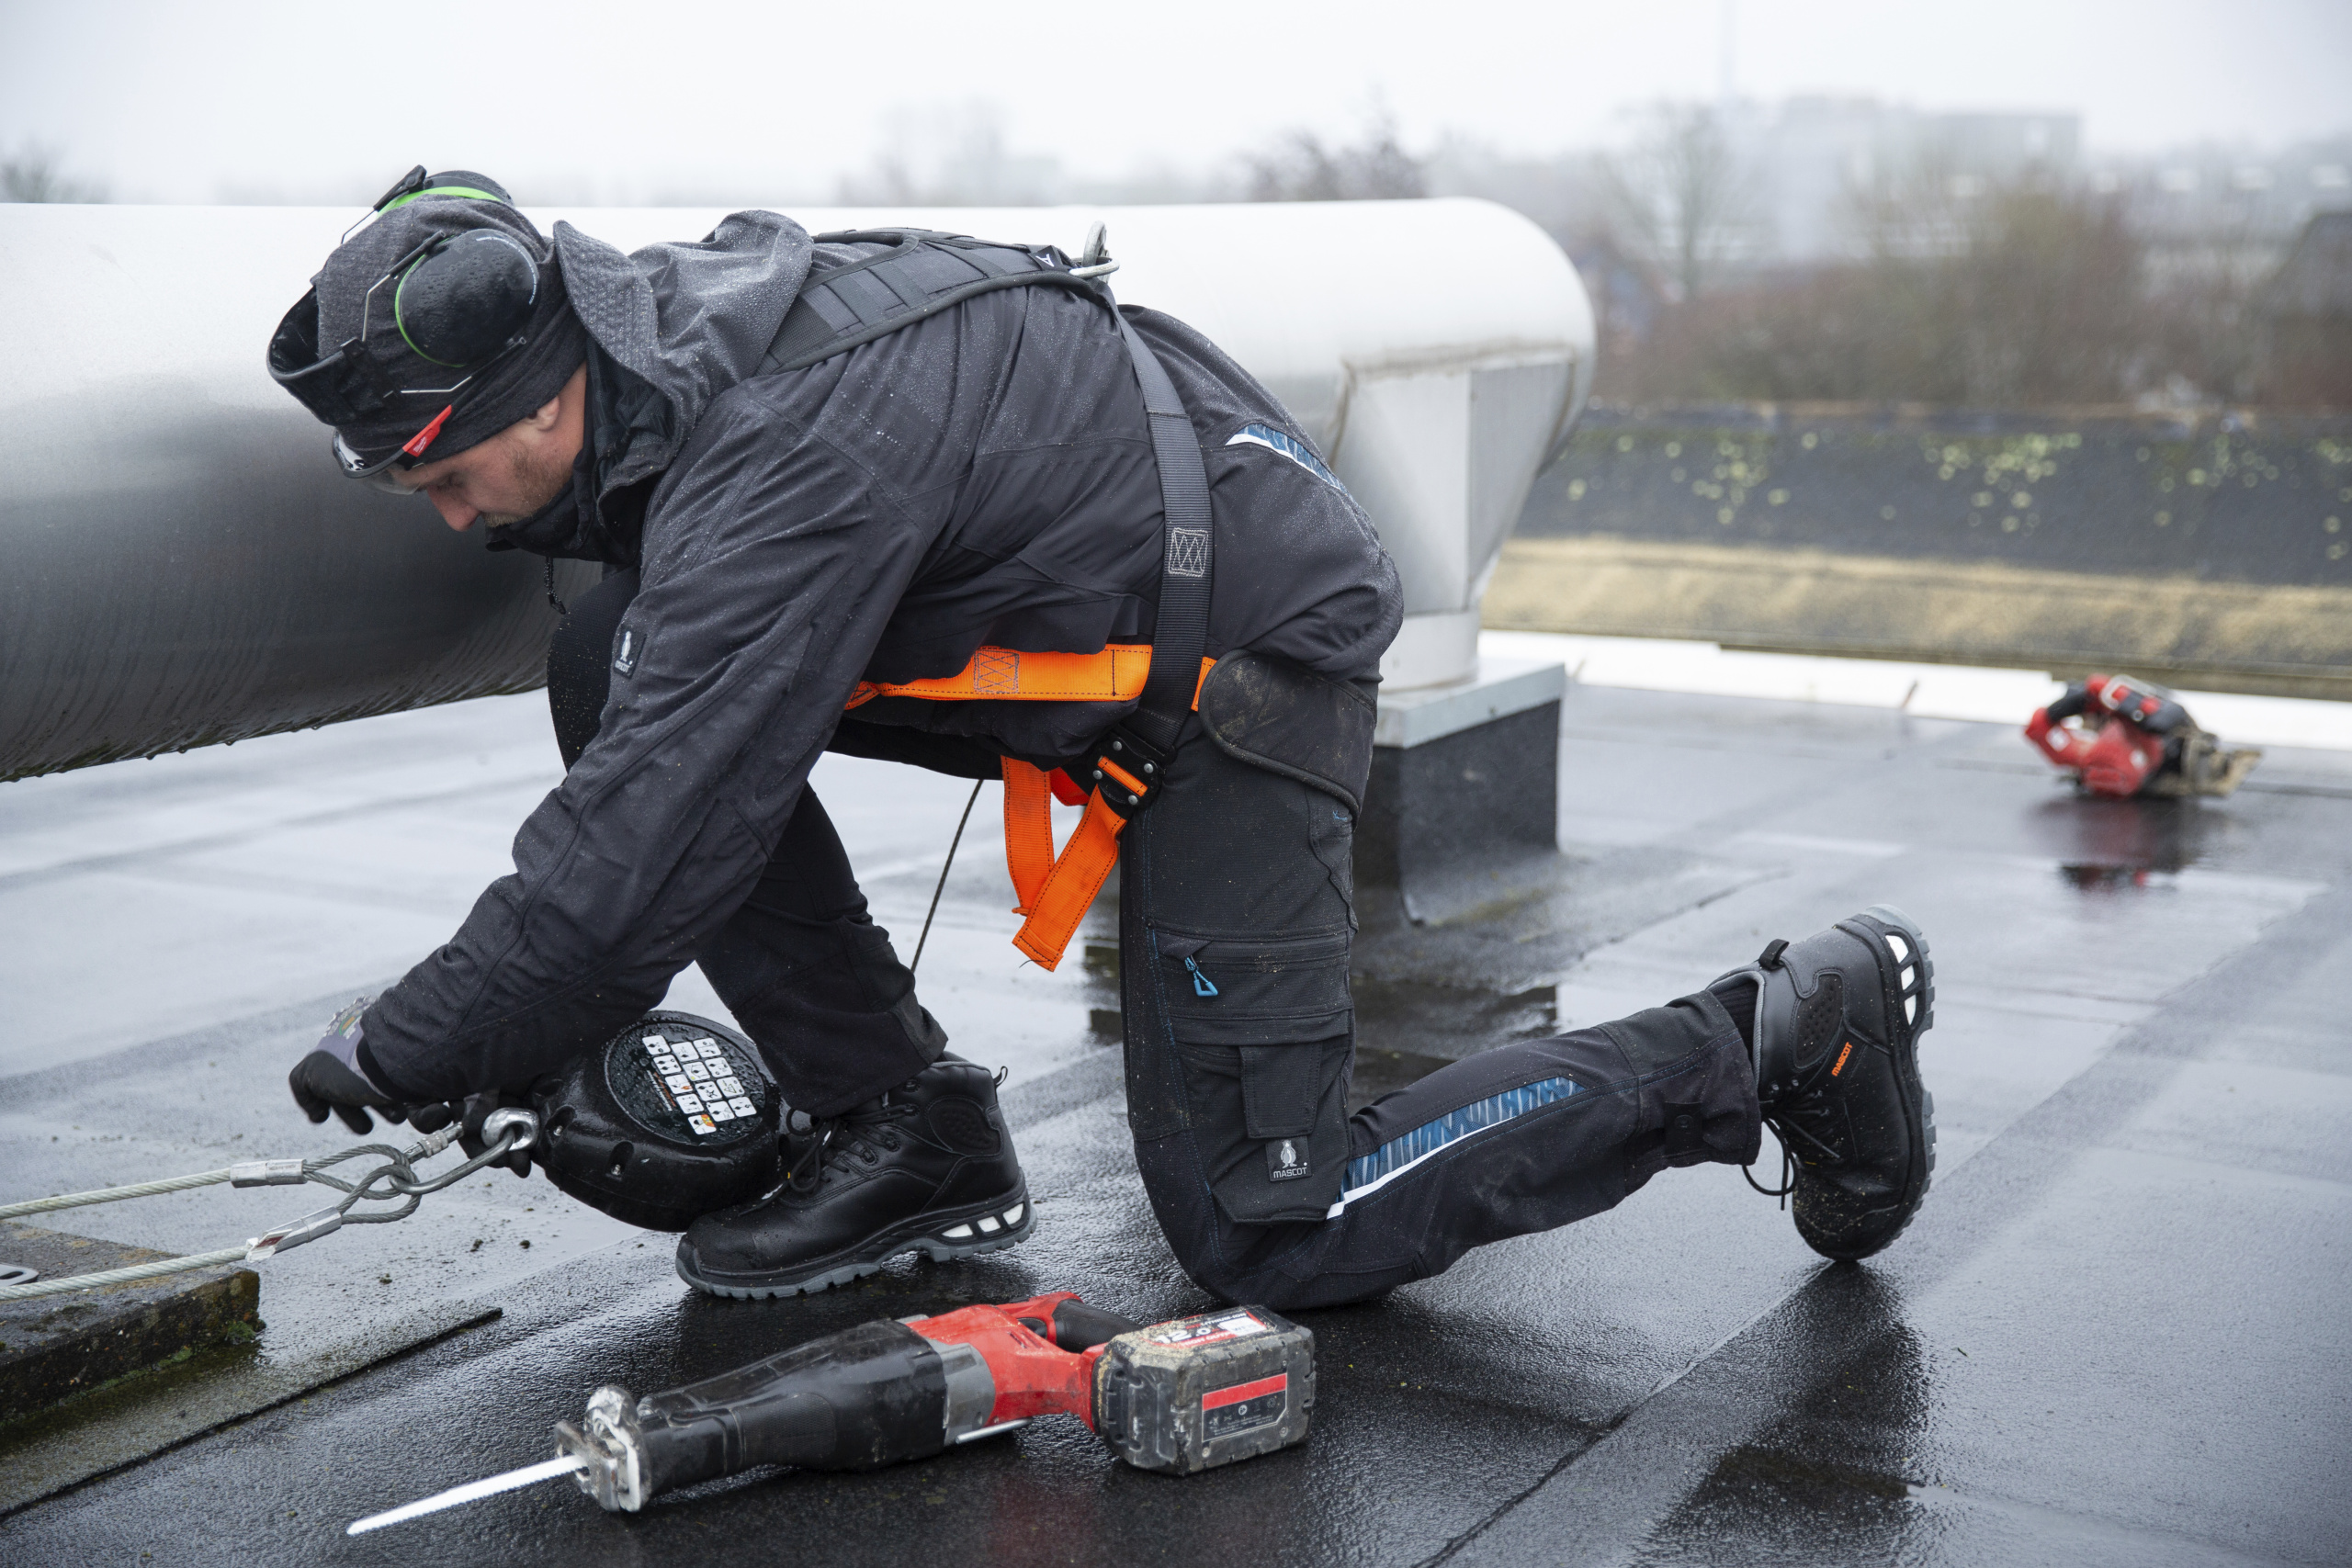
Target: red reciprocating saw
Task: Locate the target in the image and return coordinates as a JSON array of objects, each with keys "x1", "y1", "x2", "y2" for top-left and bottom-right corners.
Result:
[{"x1": 349, "y1": 1293, "x2": 1315, "y2": 1533}]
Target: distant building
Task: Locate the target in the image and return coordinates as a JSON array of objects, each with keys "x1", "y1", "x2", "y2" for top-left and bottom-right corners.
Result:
[
  {"x1": 2264, "y1": 210, "x2": 2352, "y2": 406},
  {"x1": 1727, "y1": 98, "x2": 2081, "y2": 262},
  {"x1": 2094, "y1": 136, "x2": 2352, "y2": 250}
]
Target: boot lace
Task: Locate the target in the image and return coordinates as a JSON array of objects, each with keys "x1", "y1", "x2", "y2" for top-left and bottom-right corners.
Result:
[
  {"x1": 782, "y1": 1097, "x2": 920, "y2": 1192},
  {"x1": 1737, "y1": 942, "x2": 1850, "y2": 1209},
  {"x1": 1744, "y1": 1077, "x2": 1847, "y2": 1208}
]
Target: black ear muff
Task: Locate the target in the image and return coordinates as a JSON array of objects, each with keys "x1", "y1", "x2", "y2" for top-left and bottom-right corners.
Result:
[{"x1": 392, "y1": 230, "x2": 540, "y2": 368}]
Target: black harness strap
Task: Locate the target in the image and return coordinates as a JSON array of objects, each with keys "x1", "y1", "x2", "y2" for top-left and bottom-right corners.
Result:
[
  {"x1": 762, "y1": 229, "x2": 1106, "y2": 374},
  {"x1": 759, "y1": 226, "x2": 1215, "y2": 799},
  {"x1": 1102, "y1": 299, "x2": 1212, "y2": 756}
]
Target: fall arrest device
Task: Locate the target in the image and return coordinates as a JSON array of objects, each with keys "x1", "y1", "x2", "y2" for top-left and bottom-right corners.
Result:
[{"x1": 775, "y1": 225, "x2": 1216, "y2": 970}]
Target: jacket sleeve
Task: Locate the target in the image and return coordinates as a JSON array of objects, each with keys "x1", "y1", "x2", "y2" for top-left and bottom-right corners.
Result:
[{"x1": 359, "y1": 407, "x2": 927, "y2": 1101}]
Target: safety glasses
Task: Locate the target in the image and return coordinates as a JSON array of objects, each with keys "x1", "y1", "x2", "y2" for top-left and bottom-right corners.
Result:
[{"x1": 333, "y1": 431, "x2": 432, "y2": 492}]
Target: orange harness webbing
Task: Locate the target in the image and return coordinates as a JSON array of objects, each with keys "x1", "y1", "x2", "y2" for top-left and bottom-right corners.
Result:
[
  {"x1": 844, "y1": 645, "x2": 1156, "y2": 710},
  {"x1": 842, "y1": 644, "x2": 1210, "y2": 971},
  {"x1": 1000, "y1": 757, "x2": 1126, "y2": 969},
  {"x1": 999, "y1": 653, "x2": 1208, "y2": 968}
]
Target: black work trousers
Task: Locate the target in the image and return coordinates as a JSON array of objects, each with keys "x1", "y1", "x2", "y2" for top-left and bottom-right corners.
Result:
[
  {"x1": 1116, "y1": 720, "x2": 1760, "y2": 1309},
  {"x1": 550, "y1": 573, "x2": 1761, "y2": 1308}
]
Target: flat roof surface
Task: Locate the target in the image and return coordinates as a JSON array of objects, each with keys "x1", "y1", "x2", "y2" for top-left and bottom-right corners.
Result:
[{"x1": 2, "y1": 638, "x2": 2346, "y2": 1565}]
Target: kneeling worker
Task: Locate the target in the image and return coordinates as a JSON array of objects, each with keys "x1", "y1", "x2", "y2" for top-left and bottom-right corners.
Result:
[{"x1": 271, "y1": 169, "x2": 1939, "y2": 1307}]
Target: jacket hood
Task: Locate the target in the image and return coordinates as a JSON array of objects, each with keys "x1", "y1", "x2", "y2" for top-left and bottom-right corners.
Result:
[
  {"x1": 556, "y1": 209, "x2": 814, "y2": 491},
  {"x1": 487, "y1": 210, "x2": 814, "y2": 561}
]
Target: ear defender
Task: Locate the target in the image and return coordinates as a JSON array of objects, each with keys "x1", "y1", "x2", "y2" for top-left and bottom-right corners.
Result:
[
  {"x1": 392, "y1": 230, "x2": 541, "y2": 367},
  {"x1": 268, "y1": 164, "x2": 541, "y2": 464}
]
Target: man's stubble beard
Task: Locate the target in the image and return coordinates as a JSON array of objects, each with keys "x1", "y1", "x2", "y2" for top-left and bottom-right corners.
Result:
[{"x1": 480, "y1": 433, "x2": 578, "y2": 530}]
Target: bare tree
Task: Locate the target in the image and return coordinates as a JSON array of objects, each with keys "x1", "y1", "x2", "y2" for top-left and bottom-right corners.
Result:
[
  {"x1": 1, "y1": 143, "x2": 105, "y2": 203},
  {"x1": 1600, "y1": 105, "x2": 1754, "y2": 301},
  {"x1": 2259, "y1": 211, "x2": 2352, "y2": 407},
  {"x1": 1245, "y1": 113, "x2": 1426, "y2": 202},
  {"x1": 834, "y1": 103, "x2": 1062, "y2": 206},
  {"x1": 1613, "y1": 166, "x2": 2155, "y2": 407}
]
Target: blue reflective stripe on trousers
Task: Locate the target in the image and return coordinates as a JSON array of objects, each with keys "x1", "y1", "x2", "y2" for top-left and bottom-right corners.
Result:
[{"x1": 1343, "y1": 1076, "x2": 1580, "y2": 1195}]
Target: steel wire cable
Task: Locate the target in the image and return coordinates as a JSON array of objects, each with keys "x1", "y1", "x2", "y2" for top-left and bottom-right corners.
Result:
[
  {"x1": 0, "y1": 1168, "x2": 240, "y2": 1219},
  {"x1": 0, "y1": 1122, "x2": 529, "y2": 1303},
  {"x1": 0, "y1": 1248, "x2": 254, "y2": 1302},
  {"x1": 0, "y1": 1124, "x2": 467, "y2": 1220}
]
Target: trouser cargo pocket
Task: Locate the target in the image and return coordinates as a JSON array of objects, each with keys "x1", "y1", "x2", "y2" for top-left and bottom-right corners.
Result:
[{"x1": 1157, "y1": 928, "x2": 1352, "y2": 1224}]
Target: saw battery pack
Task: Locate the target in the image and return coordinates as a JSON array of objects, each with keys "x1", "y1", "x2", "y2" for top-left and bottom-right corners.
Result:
[{"x1": 1093, "y1": 1306, "x2": 1316, "y2": 1475}]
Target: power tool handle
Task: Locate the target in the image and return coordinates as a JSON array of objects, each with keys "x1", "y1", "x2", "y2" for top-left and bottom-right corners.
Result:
[
  {"x1": 2044, "y1": 682, "x2": 2091, "y2": 723},
  {"x1": 1050, "y1": 1299, "x2": 1142, "y2": 1351},
  {"x1": 989, "y1": 1292, "x2": 1141, "y2": 1352},
  {"x1": 633, "y1": 1320, "x2": 951, "y2": 1495}
]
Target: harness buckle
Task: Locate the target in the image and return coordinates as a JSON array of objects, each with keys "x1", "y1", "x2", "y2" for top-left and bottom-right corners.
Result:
[{"x1": 1088, "y1": 724, "x2": 1170, "y2": 818}]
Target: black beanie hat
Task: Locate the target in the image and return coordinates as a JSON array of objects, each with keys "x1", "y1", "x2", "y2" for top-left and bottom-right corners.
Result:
[{"x1": 277, "y1": 170, "x2": 586, "y2": 469}]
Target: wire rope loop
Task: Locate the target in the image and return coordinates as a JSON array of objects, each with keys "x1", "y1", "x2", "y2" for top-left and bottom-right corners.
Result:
[{"x1": 0, "y1": 1119, "x2": 530, "y2": 1300}]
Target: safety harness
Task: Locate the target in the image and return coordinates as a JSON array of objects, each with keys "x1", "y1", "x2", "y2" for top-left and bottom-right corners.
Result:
[{"x1": 766, "y1": 228, "x2": 1216, "y2": 971}]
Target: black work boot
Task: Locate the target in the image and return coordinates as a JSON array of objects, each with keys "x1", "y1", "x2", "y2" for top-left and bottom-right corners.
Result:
[
  {"x1": 1710, "y1": 904, "x2": 1938, "y2": 1261},
  {"x1": 674, "y1": 1055, "x2": 1032, "y2": 1299}
]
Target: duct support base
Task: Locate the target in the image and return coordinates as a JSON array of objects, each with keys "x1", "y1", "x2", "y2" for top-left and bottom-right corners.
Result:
[{"x1": 1357, "y1": 658, "x2": 1566, "y2": 892}]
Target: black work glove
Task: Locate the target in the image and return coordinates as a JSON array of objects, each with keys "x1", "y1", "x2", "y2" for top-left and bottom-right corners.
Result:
[
  {"x1": 460, "y1": 1089, "x2": 537, "y2": 1179},
  {"x1": 288, "y1": 998, "x2": 416, "y2": 1136}
]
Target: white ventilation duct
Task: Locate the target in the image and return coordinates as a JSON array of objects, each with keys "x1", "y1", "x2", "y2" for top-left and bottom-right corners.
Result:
[
  {"x1": 742, "y1": 200, "x2": 1597, "y2": 691},
  {"x1": 0, "y1": 198, "x2": 1590, "y2": 779}
]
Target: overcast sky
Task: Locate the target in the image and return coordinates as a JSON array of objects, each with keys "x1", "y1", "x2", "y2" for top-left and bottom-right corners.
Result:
[{"x1": 4, "y1": 0, "x2": 2347, "y2": 204}]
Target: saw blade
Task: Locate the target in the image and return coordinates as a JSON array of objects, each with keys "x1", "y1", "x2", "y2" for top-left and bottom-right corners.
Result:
[{"x1": 346, "y1": 1453, "x2": 587, "y2": 1535}]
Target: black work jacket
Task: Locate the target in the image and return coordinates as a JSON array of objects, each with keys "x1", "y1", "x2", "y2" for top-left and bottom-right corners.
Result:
[{"x1": 362, "y1": 283, "x2": 1401, "y2": 1100}]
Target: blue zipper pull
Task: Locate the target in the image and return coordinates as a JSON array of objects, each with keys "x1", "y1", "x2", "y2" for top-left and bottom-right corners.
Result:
[{"x1": 1184, "y1": 956, "x2": 1219, "y2": 998}]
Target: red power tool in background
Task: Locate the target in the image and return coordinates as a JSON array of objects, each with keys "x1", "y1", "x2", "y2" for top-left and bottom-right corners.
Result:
[
  {"x1": 2025, "y1": 673, "x2": 2261, "y2": 798},
  {"x1": 349, "y1": 1293, "x2": 1316, "y2": 1534}
]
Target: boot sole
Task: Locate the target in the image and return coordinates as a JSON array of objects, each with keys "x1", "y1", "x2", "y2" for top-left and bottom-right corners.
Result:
[
  {"x1": 1804, "y1": 904, "x2": 1939, "y2": 1260},
  {"x1": 674, "y1": 1188, "x2": 1035, "y2": 1301}
]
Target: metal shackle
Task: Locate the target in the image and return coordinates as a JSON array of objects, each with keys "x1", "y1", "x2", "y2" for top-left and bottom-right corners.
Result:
[{"x1": 481, "y1": 1106, "x2": 541, "y2": 1152}]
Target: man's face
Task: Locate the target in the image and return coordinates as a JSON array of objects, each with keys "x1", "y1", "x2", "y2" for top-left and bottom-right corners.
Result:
[{"x1": 390, "y1": 365, "x2": 585, "y2": 532}]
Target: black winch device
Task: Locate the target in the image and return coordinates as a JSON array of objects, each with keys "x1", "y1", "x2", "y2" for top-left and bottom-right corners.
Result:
[{"x1": 531, "y1": 1011, "x2": 781, "y2": 1230}]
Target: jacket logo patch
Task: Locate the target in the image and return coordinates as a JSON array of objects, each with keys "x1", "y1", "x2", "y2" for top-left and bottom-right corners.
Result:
[
  {"x1": 613, "y1": 626, "x2": 641, "y2": 678},
  {"x1": 1167, "y1": 527, "x2": 1211, "y2": 578},
  {"x1": 1227, "y1": 423, "x2": 1348, "y2": 492},
  {"x1": 1268, "y1": 1136, "x2": 1310, "y2": 1180}
]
